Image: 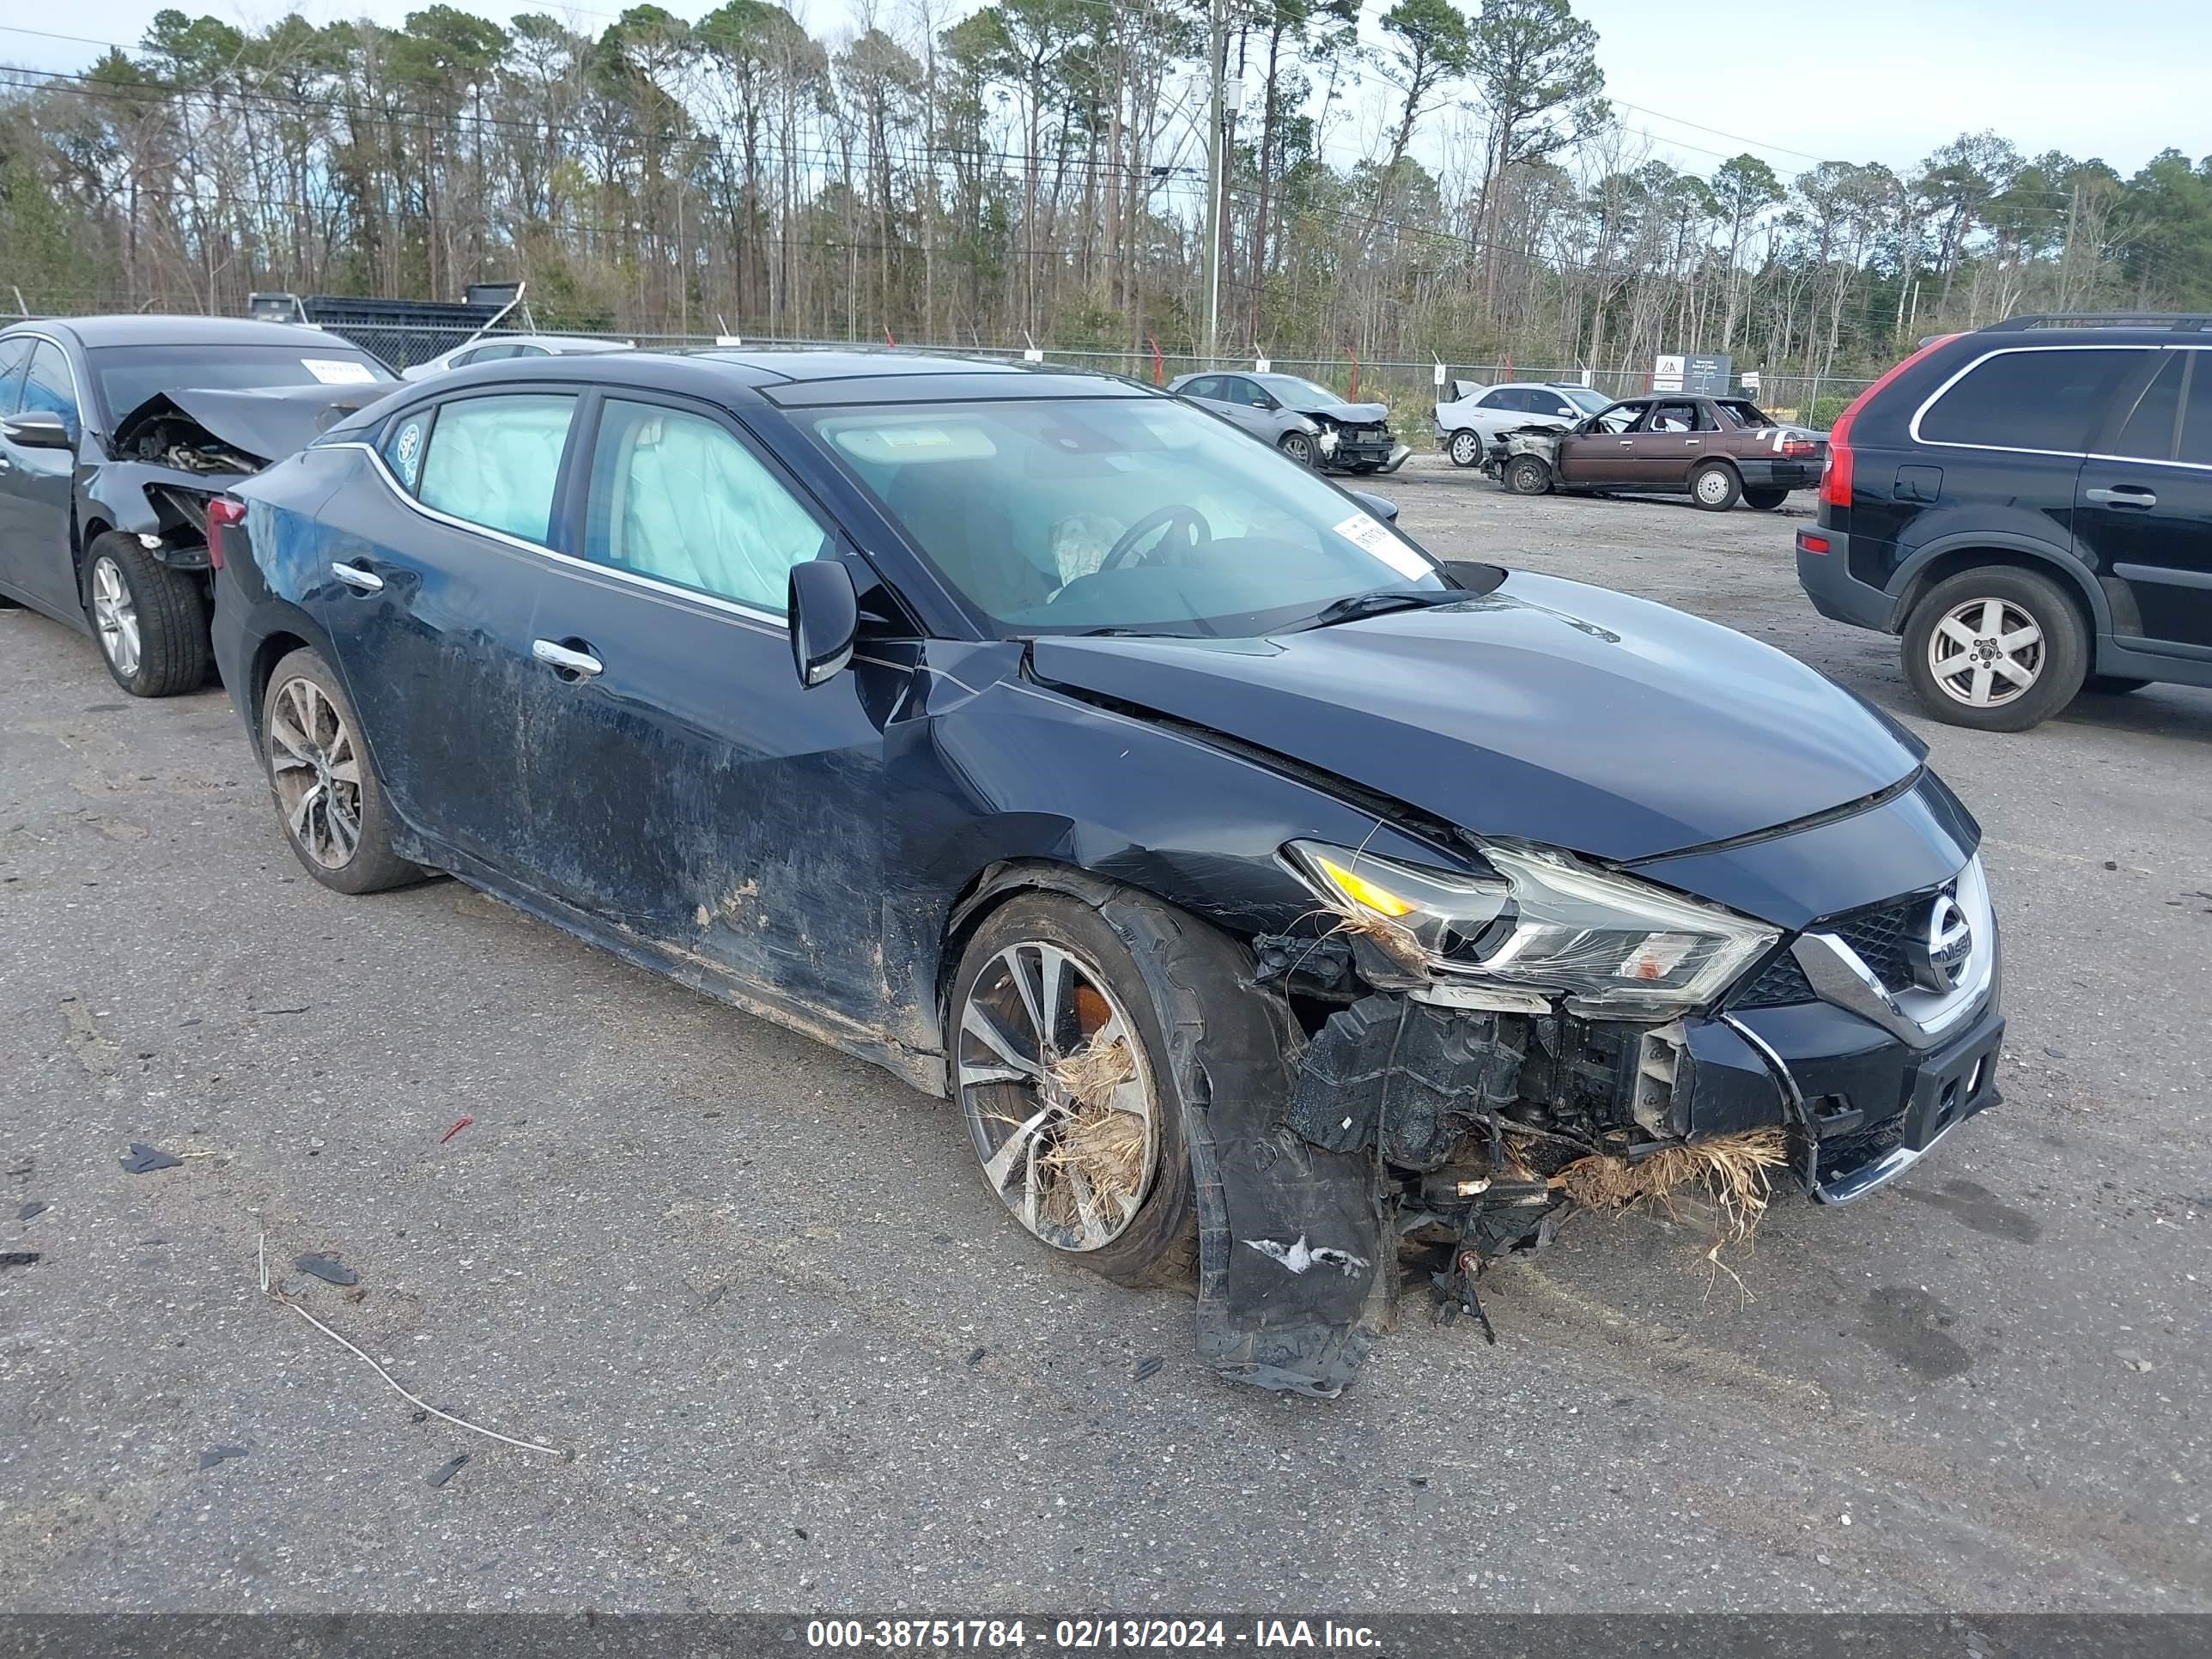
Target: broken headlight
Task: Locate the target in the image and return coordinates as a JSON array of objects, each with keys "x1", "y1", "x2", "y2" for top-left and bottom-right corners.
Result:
[{"x1": 1286, "y1": 839, "x2": 1778, "y2": 1015}]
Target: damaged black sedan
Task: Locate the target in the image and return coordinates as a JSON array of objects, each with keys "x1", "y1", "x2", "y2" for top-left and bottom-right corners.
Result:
[
  {"x1": 210, "y1": 350, "x2": 2003, "y2": 1397},
  {"x1": 0, "y1": 316, "x2": 392, "y2": 695}
]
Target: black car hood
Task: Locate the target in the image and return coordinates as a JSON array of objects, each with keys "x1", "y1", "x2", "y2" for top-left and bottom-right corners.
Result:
[
  {"x1": 1028, "y1": 571, "x2": 1923, "y2": 866},
  {"x1": 112, "y1": 384, "x2": 383, "y2": 468}
]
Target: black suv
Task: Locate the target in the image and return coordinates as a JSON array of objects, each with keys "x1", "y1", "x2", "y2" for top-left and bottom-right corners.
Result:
[{"x1": 1796, "y1": 313, "x2": 2212, "y2": 731}]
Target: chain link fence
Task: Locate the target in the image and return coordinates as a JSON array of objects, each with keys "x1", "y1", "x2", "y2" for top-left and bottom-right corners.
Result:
[{"x1": 10, "y1": 296, "x2": 1875, "y2": 438}]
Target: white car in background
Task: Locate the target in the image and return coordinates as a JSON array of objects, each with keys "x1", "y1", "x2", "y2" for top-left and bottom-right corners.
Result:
[
  {"x1": 399, "y1": 333, "x2": 635, "y2": 381},
  {"x1": 1434, "y1": 380, "x2": 1613, "y2": 468}
]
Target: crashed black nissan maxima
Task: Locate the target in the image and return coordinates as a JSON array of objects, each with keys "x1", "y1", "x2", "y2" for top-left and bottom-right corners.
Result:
[
  {"x1": 0, "y1": 315, "x2": 393, "y2": 696},
  {"x1": 210, "y1": 350, "x2": 2003, "y2": 1397}
]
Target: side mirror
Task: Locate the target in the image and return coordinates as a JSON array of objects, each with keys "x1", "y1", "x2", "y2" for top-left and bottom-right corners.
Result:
[
  {"x1": 1347, "y1": 489, "x2": 1399, "y2": 523},
  {"x1": 1257, "y1": 395, "x2": 1279, "y2": 410},
  {"x1": 3, "y1": 410, "x2": 75, "y2": 450},
  {"x1": 788, "y1": 557, "x2": 860, "y2": 688}
]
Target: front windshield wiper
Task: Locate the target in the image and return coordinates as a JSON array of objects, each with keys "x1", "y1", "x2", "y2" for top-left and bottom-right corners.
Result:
[{"x1": 1297, "y1": 589, "x2": 1460, "y2": 630}]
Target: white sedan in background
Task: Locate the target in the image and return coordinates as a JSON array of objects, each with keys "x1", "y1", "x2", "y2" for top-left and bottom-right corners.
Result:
[
  {"x1": 1433, "y1": 380, "x2": 1613, "y2": 468},
  {"x1": 399, "y1": 333, "x2": 634, "y2": 381}
]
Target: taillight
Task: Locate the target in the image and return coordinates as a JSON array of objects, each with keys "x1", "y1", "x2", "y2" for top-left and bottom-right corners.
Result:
[
  {"x1": 1782, "y1": 437, "x2": 1817, "y2": 459},
  {"x1": 1820, "y1": 333, "x2": 1960, "y2": 510},
  {"x1": 206, "y1": 496, "x2": 246, "y2": 570},
  {"x1": 1797, "y1": 532, "x2": 1831, "y2": 556}
]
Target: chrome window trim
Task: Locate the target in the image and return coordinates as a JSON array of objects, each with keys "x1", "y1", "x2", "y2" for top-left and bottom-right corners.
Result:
[
  {"x1": 1903, "y1": 341, "x2": 2209, "y2": 462},
  {"x1": 324, "y1": 438, "x2": 795, "y2": 638}
]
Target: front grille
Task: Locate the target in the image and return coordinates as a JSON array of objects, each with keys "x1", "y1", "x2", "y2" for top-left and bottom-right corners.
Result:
[
  {"x1": 1729, "y1": 878, "x2": 1956, "y2": 1009},
  {"x1": 1829, "y1": 880, "x2": 1954, "y2": 995},
  {"x1": 1735, "y1": 950, "x2": 1814, "y2": 1009}
]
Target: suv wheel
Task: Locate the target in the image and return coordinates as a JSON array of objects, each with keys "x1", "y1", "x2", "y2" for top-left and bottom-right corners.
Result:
[
  {"x1": 1690, "y1": 461, "x2": 1741, "y2": 511},
  {"x1": 1902, "y1": 568, "x2": 2087, "y2": 732},
  {"x1": 1447, "y1": 429, "x2": 1483, "y2": 468},
  {"x1": 82, "y1": 532, "x2": 210, "y2": 697}
]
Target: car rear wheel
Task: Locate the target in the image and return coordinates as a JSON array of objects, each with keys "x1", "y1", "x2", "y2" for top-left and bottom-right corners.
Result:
[
  {"x1": 1690, "y1": 462, "x2": 1741, "y2": 511},
  {"x1": 82, "y1": 532, "x2": 210, "y2": 698},
  {"x1": 1743, "y1": 487, "x2": 1789, "y2": 510},
  {"x1": 1902, "y1": 568, "x2": 2087, "y2": 732},
  {"x1": 948, "y1": 892, "x2": 1200, "y2": 1288},
  {"x1": 259, "y1": 647, "x2": 424, "y2": 894},
  {"x1": 1504, "y1": 455, "x2": 1552, "y2": 495},
  {"x1": 1277, "y1": 430, "x2": 1316, "y2": 467},
  {"x1": 1447, "y1": 429, "x2": 1483, "y2": 468}
]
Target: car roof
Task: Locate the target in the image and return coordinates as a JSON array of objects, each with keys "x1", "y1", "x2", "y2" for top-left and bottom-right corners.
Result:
[
  {"x1": 13, "y1": 314, "x2": 376, "y2": 349},
  {"x1": 388, "y1": 348, "x2": 1150, "y2": 408},
  {"x1": 449, "y1": 333, "x2": 632, "y2": 354}
]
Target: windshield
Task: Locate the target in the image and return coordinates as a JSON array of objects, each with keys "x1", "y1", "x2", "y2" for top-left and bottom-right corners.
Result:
[
  {"x1": 1560, "y1": 386, "x2": 1612, "y2": 414},
  {"x1": 809, "y1": 397, "x2": 1457, "y2": 638},
  {"x1": 1258, "y1": 374, "x2": 1348, "y2": 405},
  {"x1": 88, "y1": 343, "x2": 393, "y2": 422}
]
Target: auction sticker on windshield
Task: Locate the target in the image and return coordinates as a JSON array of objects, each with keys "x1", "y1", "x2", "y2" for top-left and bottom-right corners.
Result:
[
  {"x1": 1334, "y1": 512, "x2": 1428, "y2": 580},
  {"x1": 303, "y1": 358, "x2": 378, "y2": 385}
]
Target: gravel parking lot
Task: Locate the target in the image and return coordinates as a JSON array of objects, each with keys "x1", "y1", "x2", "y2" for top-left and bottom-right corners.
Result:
[{"x1": 4, "y1": 459, "x2": 2209, "y2": 1614}]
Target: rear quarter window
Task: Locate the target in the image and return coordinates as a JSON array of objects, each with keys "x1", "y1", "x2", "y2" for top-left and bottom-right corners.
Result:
[{"x1": 1916, "y1": 348, "x2": 2145, "y2": 454}]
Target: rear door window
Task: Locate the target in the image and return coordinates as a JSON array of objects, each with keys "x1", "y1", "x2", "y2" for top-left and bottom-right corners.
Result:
[
  {"x1": 1181, "y1": 376, "x2": 1222, "y2": 401},
  {"x1": 2108, "y1": 352, "x2": 2185, "y2": 462},
  {"x1": 2180, "y1": 355, "x2": 2212, "y2": 468},
  {"x1": 415, "y1": 392, "x2": 577, "y2": 544},
  {"x1": 1918, "y1": 348, "x2": 2142, "y2": 453}
]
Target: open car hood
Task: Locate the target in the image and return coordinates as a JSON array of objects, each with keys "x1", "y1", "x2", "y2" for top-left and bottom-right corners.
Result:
[
  {"x1": 1028, "y1": 571, "x2": 1922, "y2": 866},
  {"x1": 112, "y1": 384, "x2": 385, "y2": 469}
]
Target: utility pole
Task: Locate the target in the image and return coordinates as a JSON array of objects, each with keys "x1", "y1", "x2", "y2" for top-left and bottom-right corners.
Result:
[{"x1": 1202, "y1": 0, "x2": 1226, "y2": 366}]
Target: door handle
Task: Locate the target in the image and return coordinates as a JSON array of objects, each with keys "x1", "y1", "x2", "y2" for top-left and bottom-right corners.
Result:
[
  {"x1": 331, "y1": 562, "x2": 384, "y2": 592},
  {"x1": 532, "y1": 638, "x2": 603, "y2": 680},
  {"x1": 2085, "y1": 485, "x2": 2157, "y2": 508},
  {"x1": 1618, "y1": 439, "x2": 1636, "y2": 447}
]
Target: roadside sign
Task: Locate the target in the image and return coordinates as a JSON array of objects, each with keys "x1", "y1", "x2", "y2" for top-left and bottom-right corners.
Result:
[
  {"x1": 1433, "y1": 362, "x2": 1446, "y2": 387},
  {"x1": 1255, "y1": 357, "x2": 1271, "y2": 373},
  {"x1": 1022, "y1": 347, "x2": 1043, "y2": 362},
  {"x1": 714, "y1": 334, "x2": 742, "y2": 346},
  {"x1": 1741, "y1": 370, "x2": 1761, "y2": 393},
  {"x1": 1654, "y1": 352, "x2": 1732, "y2": 394}
]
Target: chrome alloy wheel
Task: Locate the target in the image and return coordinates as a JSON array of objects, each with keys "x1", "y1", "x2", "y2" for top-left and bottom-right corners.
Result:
[
  {"x1": 1280, "y1": 431, "x2": 1315, "y2": 466},
  {"x1": 266, "y1": 677, "x2": 365, "y2": 869},
  {"x1": 1927, "y1": 597, "x2": 2044, "y2": 708},
  {"x1": 90, "y1": 556, "x2": 140, "y2": 678},
  {"x1": 957, "y1": 941, "x2": 1161, "y2": 1253},
  {"x1": 1449, "y1": 429, "x2": 1481, "y2": 466}
]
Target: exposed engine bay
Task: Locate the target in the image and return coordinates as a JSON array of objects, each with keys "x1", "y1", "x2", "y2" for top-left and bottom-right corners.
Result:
[{"x1": 121, "y1": 412, "x2": 261, "y2": 475}]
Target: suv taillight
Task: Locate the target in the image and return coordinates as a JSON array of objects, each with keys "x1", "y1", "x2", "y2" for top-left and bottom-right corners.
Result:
[
  {"x1": 206, "y1": 495, "x2": 246, "y2": 570},
  {"x1": 1820, "y1": 334, "x2": 1960, "y2": 511}
]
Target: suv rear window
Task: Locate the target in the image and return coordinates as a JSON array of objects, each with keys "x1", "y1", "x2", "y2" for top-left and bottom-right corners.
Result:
[{"x1": 1917, "y1": 348, "x2": 2142, "y2": 453}]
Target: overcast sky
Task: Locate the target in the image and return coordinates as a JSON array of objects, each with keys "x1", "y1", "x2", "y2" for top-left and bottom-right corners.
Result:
[{"x1": 3, "y1": 0, "x2": 2203, "y2": 187}]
